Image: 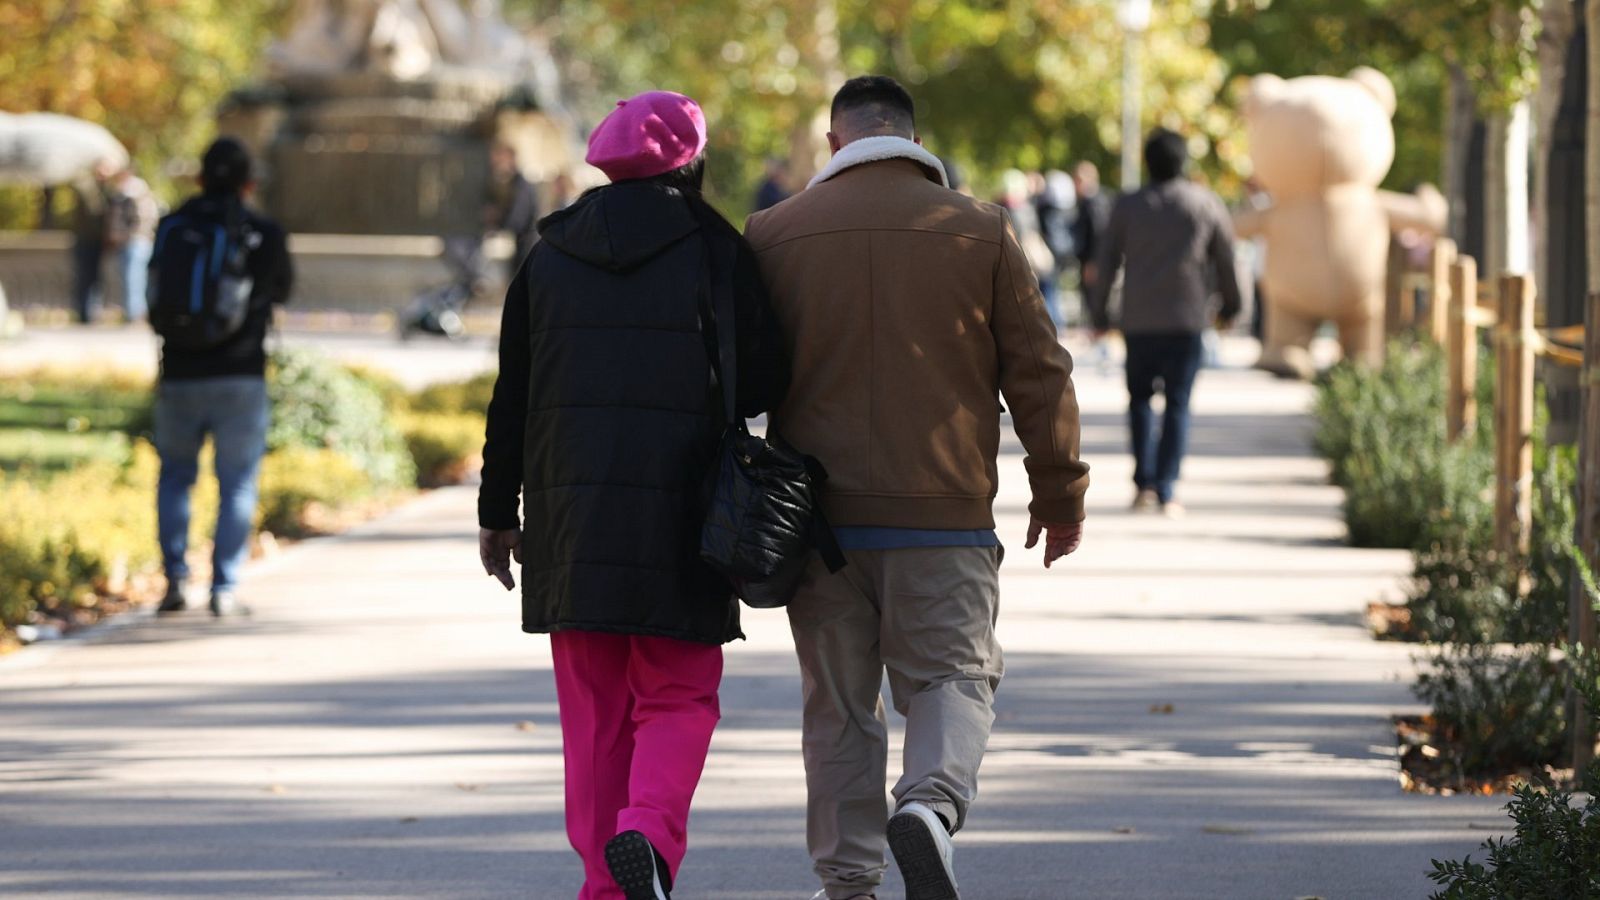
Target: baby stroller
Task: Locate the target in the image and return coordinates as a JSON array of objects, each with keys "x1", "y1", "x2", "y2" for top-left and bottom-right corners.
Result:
[{"x1": 400, "y1": 235, "x2": 493, "y2": 341}]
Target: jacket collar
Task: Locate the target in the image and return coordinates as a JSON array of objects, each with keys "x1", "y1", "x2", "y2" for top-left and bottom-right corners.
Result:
[{"x1": 808, "y1": 136, "x2": 949, "y2": 190}]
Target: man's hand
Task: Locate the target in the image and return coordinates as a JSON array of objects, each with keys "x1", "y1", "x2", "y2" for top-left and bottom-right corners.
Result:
[
  {"x1": 479, "y1": 527, "x2": 521, "y2": 591},
  {"x1": 1025, "y1": 517, "x2": 1083, "y2": 569}
]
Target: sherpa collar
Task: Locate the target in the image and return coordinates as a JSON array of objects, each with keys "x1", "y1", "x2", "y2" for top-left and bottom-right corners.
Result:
[{"x1": 807, "y1": 136, "x2": 949, "y2": 190}]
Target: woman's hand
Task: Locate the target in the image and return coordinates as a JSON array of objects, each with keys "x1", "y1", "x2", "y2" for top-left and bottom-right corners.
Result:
[{"x1": 479, "y1": 528, "x2": 522, "y2": 590}]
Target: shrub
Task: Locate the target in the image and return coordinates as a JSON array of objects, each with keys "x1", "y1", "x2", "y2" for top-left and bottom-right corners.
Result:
[
  {"x1": 399, "y1": 412, "x2": 486, "y2": 488},
  {"x1": 1427, "y1": 649, "x2": 1600, "y2": 898},
  {"x1": 406, "y1": 371, "x2": 497, "y2": 416},
  {"x1": 1413, "y1": 644, "x2": 1569, "y2": 783},
  {"x1": 267, "y1": 348, "x2": 414, "y2": 489},
  {"x1": 1402, "y1": 427, "x2": 1573, "y2": 645},
  {"x1": 1312, "y1": 341, "x2": 1495, "y2": 550},
  {"x1": 256, "y1": 446, "x2": 375, "y2": 538}
]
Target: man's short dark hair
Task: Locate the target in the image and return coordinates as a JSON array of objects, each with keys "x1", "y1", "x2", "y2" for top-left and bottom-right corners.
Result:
[
  {"x1": 1143, "y1": 128, "x2": 1188, "y2": 183},
  {"x1": 830, "y1": 75, "x2": 916, "y2": 133},
  {"x1": 201, "y1": 137, "x2": 254, "y2": 195}
]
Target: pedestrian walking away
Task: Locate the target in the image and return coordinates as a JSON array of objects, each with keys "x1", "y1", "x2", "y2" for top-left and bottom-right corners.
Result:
[
  {"x1": 1087, "y1": 128, "x2": 1242, "y2": 517},
  {"x1": 105, "y1": 163, "x2": 161, "y2": 322},
  {"x1": 476, "y1": 90, "x2": 789, "y2": 900},
  {"x1": 744, "y1": 74, "x2": 1089, "y2": 900},
  {"x1": 147, "y1": 137, "x2": 294, "y2": 618},
  {"x1": 69, "y1": 158, "x2": 115, "y2": 324}
]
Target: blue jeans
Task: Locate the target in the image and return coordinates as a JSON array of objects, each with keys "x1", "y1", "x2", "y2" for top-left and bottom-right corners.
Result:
[
  {"x1": 118, "y1": 238, "x2": 152, "y2": 321},
  {"x1": 156, "y1": 377, "x2": 269, "y2": 593},
  {"x1": 1125, "y1": 332, "x2": 1205, "y2": 504}
]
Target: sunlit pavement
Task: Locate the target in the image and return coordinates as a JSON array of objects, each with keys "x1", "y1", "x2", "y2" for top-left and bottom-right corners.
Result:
[{"x1": 0, "y1": 335, "x2": 1508, "y2": 899}]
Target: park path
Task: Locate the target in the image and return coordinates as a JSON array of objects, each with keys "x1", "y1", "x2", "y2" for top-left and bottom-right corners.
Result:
[{"x1": 0, "y1": 336, "x2": 1508, "y2": 899}]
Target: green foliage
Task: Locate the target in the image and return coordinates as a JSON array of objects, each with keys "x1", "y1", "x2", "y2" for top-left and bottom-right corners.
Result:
[
  {"x1": 0, "y1": 370, "x2": 153, "y2": 472},
  {"x1": 0, "y1": 0, "x2": 290, "y2": 218},
  {"x1": 1414, "y1": 644, "x2": 1569, "y2": 783},
  {"x1": 405, "y1": 372, "x2": 497, "y2": 416},
  {"x1": 398, "y1": 412, "x2": 486, "y2": 488},
  {"x1": 256, "y1": 446, "x2": 375, "y2": 538},
  {"x1": 0, "y1": 442, "x2": 166, "y2": 628},
  {"x1": 1311, "y1": 341, "x2": 1493, "y2": 550},
  {"x1": 1427, "y1": 650, "x2": 1600, "y2": 899},
  {"x1": 1404, "y1": 443, "x2": 1575, "y2": 644},
  {"x1": 523, "y1": 0, "x2": 1243, "y2": 210},
  {"x1": 267, "y1": 348, "x2": 415, "y2": 490}
]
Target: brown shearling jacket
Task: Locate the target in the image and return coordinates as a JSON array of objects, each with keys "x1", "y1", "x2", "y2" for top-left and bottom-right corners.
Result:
[{"x1": 744, "y1": 155, "x2": 1089, "y2": 529}]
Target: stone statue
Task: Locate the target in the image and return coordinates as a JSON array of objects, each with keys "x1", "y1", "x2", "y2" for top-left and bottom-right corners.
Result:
[{"x1": 269, "y1": 0, "x2": 532, "y2": 81}]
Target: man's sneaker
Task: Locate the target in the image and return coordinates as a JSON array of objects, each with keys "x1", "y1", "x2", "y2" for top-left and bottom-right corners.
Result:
[
  {"x1": 887, "y1": 802, "x2": 958, "y2": 900},
  {"x1": 209, "y1": 590, "x2": 249, "y2": 618},
  {"x1": 1131, "y1": 489, "x2": 1160, "y2": 513},
  {"x1": 605, "y1": 830, "x2": 671, "y2": 900},
  {"x1": 156, "y1": 582, "x2": 188, "y2": 615}
]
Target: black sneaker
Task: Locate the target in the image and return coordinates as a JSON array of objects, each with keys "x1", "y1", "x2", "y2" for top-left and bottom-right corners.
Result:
[
  {"x1": 157, "y1": 583, "x2": 188, "y2": 615},
  {"x1": 604, "y1": 830, "x2": 671, "y2": 900}
]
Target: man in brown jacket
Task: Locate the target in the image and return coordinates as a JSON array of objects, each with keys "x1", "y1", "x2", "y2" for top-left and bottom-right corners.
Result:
[{"x1": 744, "y1": 76, "x2": 1089, "y2": 900}]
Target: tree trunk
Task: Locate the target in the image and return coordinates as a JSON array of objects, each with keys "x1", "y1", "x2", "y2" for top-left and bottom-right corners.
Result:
[
  {"x1": 1484, "y1": 100, "x2": 1533, "y2": 279},
  {"x1": 1537, "y1": 1, "x2": 1579, "y2": 302},
  {"x1": 785, "y1": 0, "x2": 845, "y2": 189},
  {"x1": 1548, "y1": 2, "x2": 1590, "y2": 445},
  {"x1": 1444, "y1": 66, "x2": 1477, "y2": 249},
  {"x1": 1574, "y1": 0, "x2": 1600, "y2": 780}
]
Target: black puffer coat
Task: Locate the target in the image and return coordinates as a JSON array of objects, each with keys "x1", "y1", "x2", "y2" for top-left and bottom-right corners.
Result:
[{"x1": 478, "y1": 181, "x2": 789, "y2": 644}]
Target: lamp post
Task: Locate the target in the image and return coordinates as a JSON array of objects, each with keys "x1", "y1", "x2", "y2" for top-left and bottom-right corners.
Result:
[{"x1": 1117, "y1": 0, "x2": 1152, "y2": 192}]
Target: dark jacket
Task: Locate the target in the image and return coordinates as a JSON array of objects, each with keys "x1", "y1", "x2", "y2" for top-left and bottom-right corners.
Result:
[
  {"x1": 478, "y1": 181, "x2": 789, "y2": 645},
  {"x1": 1086, "y1": 178, "x2": 1242, "y2": 335},
  {"x1": 1071, "y1": 189, "x2": 1110, "y2": 270},
  {"x1": 157, "y1": 194, "x2": 294, "y2": 381}
]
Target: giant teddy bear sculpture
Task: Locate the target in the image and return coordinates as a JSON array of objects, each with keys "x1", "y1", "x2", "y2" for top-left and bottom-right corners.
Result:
[{"x1": 1235, "y1": 67, "x2": 1447, "y2": 379}]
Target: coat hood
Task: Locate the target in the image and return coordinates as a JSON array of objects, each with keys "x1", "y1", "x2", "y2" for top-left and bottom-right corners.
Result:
[{"x1": 537, "y1": 181, "x2": 699, "y2": 272}]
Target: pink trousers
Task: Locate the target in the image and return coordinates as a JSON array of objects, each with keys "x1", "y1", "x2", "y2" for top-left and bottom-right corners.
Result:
[{"x1": 551, "y1": 630, "x2": 723, "y2": 900}]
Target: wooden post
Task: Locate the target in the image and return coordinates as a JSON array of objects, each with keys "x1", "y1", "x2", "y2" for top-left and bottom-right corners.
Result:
[
  {"x1": 1494, "y1": 273, "x2": 1536, "y2": 560},
  {"x1": 1574, "y1": 289, "x2": 1600, "y2": 775},
  {"x1": 1430, "y1": 239, "x2": 1457, "y2": 345},
  {"x1": 1384, "y1": 237, "x2": 1413, "y2": 335},
  {"x1": 1447, "y1": 256, "x2": 1479, "y2": 442}
]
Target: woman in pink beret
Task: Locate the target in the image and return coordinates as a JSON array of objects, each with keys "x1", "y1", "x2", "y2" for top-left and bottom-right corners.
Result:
[{"x1": 477, "y1": 91, "x2": 790, "y2": 900}]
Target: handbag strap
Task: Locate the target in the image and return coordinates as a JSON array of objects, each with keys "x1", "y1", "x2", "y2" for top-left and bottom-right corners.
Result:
[{"x1": 687, "y1": 196, "x2": 740, "y2": 427}]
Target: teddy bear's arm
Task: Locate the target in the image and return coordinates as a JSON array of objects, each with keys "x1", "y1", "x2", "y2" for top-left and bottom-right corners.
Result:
[{"x1": 1377, "y1": 184, "x2": 1448, "y2": 235}]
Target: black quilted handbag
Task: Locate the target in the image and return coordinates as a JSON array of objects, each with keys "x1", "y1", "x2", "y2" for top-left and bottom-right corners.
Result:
[{"x1": 690, "y1": 201, "x2": 845, "y2": 608}]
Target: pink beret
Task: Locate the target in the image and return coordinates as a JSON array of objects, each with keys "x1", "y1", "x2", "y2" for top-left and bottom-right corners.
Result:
[{"x1": 585, "y1": 91, "x2": 708, "y2": 182}]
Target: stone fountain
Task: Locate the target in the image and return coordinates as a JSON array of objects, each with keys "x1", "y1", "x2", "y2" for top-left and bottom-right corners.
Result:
[{"x1": 218, "y1": 0, "x2": 578, "y2": 237}]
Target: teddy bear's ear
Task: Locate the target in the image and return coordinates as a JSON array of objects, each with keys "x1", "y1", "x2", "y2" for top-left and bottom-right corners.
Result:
[
  {"x1": 1348, "y1": 66, "x2": 1397, "y2": 118},
  {"x1": 1243, "y1": 74, "x2": 1285, "y2": 117}
]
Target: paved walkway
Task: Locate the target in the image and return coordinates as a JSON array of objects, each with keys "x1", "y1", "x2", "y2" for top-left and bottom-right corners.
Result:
[{"x1": 1, "y1": 342, "x2": 1508, "y2": 899}]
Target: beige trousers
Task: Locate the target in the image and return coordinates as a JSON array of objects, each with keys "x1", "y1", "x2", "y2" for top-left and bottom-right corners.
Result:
[{"x1": 787, "y1": 546, "x2": 1004, "y2": 900}]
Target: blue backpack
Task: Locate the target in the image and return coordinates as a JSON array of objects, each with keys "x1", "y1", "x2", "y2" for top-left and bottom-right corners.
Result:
[{"x1": 147, "y1": 207, "x2": 255, "y2": 350}]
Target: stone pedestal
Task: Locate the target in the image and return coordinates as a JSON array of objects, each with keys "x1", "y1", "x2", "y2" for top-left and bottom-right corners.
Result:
[{"x1": 218, "y1": 69, "x2": 575, "y2": 237}]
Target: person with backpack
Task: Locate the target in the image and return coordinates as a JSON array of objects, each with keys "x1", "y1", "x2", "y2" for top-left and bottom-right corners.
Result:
[
  {"x1": 476, "y1": 91, "x2": 787, "y2": 900},
  {"x1": 148, "y1": 137, "x2": 293, "y2": 617}
]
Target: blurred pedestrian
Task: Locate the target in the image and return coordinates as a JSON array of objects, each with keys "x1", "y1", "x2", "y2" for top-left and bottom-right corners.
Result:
[
  {"x1": 1070, "y1": 161, "x2": 1111, "y2": 317},
  {"x1": 104, "y1": 164, "x2": 160, "y2": 322},
  {"x1": 548, "y1": 171, "x2": 581, "y2": 211},
  {"x1": 69, "y1": 159, "x2": 115, "y2": 324},
  {"x1": 745, "y1": 74, "x2": 1088, "y2": 900},
  {"x1": 486, "y1": 141, "x2": 541, "y2": 273},
  {"x1": 477, "y1": 90, "x2": 788, "y2": 900},
  {"x1": 1087, "y1": 128, "x2": 1241, "y2": 517},
  {"x1": 753, "y1": 156, "x2": 790, "y2": 212},
  {"x1": 149, "y1": 137, "x2": 294, "y2": 617},
  {"x1": 997, "y1": 168, "x2": 1061, "y2": 330},
  {"x1": 1036, "y1": 169, "x2": 1078, "y2": 326}
]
